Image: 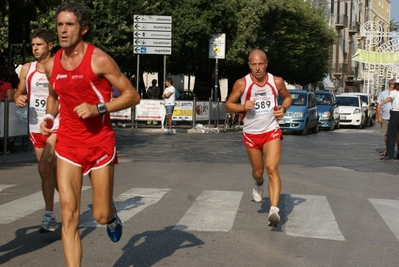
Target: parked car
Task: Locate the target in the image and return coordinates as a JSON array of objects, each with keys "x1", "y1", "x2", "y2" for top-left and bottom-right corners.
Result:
[
  {"x1": 314, "y1": 91, "x2": 340, "y2": 131},
  {"x1": 278, "y1": 90, "x2": 318, "y2": 135},
  {"x1": 336, "y1": 95, "x2": 366, "y2": 128},
  {"x1": 341, "y1": 92, "x2": 376, "y2": 127}
]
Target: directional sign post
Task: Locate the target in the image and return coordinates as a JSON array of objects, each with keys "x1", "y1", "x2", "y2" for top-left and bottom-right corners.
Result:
[
  {"x1": 133, "y1": 15, "x2": 173, "y2": 97},
  {"x1": 133, "y1": 15, "x2": 172, "y2": 55}
]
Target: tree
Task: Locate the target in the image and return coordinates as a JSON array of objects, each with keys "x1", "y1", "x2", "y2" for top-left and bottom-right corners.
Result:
[
  {"x1": 1, "y1": 0, "x2": 336, "y2": 93},
  {"x1": 389, "y1": 19, "x2": 399, "y2": 32}
]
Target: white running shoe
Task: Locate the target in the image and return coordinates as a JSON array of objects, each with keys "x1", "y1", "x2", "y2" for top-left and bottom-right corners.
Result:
[
  {"x1": 268, "y1": 206, "x2": 280, "y2": 227},
  {"x1": 39, "y1": 214, "x2": 58, "y2": 233},
  {"x1": 252, "y1": 182, "x2": 263, "y2": 202}
]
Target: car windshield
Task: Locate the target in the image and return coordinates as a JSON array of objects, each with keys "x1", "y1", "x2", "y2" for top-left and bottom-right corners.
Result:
[
  {"x1": 359, "y1": 95, "x2": 368, "y2": 104},
  {"x1": 315, "y1": 94, "x2": 332, "y2": 105},
  {"x1": 337, "y1": 97, "x2": 359, "y2": 107},
  {"x1": 290, "y1": 93, "x2": 307, "y2": 106}
]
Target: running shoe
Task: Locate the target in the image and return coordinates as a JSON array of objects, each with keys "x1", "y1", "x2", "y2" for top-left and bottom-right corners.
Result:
[
  {"x1": 107, "y1": 201, "x2": 122, "y2": 242},
  {"x1": 268, "y1": 206, "x2": 280, "y2": 227},
  {"x1": 39, "y1": 213, "x2": 58, "y2": 233},
  {"x1": 252, "y1": 182, "x2": 263, "y2": 202}
]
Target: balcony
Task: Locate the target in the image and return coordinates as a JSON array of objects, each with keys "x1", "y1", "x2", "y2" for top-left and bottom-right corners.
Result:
[
  {"x1": 335, "y1": 15, "x2": 348, "y2": 29},
  {"x1": 348, "y1": 22, "x2": 359, "y2": 35},
  {"x1": 334, "y1": 63, "x2": 348, "y2": 76}
]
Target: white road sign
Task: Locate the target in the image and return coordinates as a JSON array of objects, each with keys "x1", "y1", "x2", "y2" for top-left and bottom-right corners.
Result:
[
  {"x1": 134, "y1": 15, "x2": 172, "y2": 24},
  {"x1": 134, "y1": 46, "x2": 172, "y2": 55},
  {"x1": 133, "y1": 15, "x2": 172, "y2": 55},
  {"x1": 134, "y1": 23, "x2": 171, "y2": 31},
  {"x1": 209, "y1": 33, "x2": 226, "y2": 59},
  {"x1": 134, "y1": 39, "x2": 172, "y2": 47},
  {"x1": 134, "y1": 31, "x2": 172, "y2": 39}
]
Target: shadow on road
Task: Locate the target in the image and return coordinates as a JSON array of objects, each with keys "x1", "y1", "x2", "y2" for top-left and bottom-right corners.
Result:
[{"x1": 113, "y1": 225, "x2": 204, "y2": 267}]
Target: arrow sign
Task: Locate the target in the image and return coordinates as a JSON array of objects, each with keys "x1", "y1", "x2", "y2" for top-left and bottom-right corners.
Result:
[
  {"x1": 134, "y1": 23, "x2": 171, "y2": 31},
  {"x1": 133, "y1": 46, "x2": 171, "y2": 55},
  {"x1": 134, "y1": 15, "x2": 172, "y2": 24},
  {"x1": 135, "y1": 39, "x2": 172, "y2": 47},
  {"x1": 134, "y1": 31, "x2": 172, "y2": 39}
]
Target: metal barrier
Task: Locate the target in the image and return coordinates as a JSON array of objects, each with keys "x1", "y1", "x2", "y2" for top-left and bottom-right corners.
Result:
[{"x1": 1, "y1": 96, "x2": 29, "y2": 154}]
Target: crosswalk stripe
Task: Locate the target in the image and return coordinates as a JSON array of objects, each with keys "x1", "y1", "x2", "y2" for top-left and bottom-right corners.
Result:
[
  {"x1": 80, "y1": 188, "x2": 171, "y2": 227},
  {"x1": 0, "y1": 186, "x2": 90, "y2": 224},
  {"x1": 0, "y1": 184, "x2": 16, "y2": 193},
  {"x1": 173, "y1": 190, "x2": 243, "y2": 232},
  {"x1": 369, "y1": 198, "x2": 399, "y2": 241},
  {"x1": 284, "y1": 194, "x2": 345, "y2": 241}
]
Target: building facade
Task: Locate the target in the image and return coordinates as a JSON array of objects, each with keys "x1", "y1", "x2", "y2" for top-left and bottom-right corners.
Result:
[{"x1": 306, "y1": 0, "x2": 391, "y2": 96}]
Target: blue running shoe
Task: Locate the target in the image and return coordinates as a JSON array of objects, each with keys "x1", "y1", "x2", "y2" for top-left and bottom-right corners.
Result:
[{"x1": 107, "y1": 201, "x2": 122, "y2": 242}]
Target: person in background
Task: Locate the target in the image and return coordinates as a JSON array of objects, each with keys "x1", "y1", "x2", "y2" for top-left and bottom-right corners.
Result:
[
  {"x1": 378, "y1": 78, "x2": 399, "y2": 159},
  {"x1": 162, "y1": 77, "x2": 176, "y2": 134},
  {"x1": 146, "y1": 79, "x2": 160, "y2": 125},
  {"x1": 0, "y1": 67, "x2": 14, "y2": 101},
  {"x1": 40, "y1": 3, "x2": 140, "y2": 266},
  {"x1": 225, "y1": 49, "x2": 292, "y2": 227},
  {"x1": 14, "y1": 29, "x2": 59, "y2": 233}
]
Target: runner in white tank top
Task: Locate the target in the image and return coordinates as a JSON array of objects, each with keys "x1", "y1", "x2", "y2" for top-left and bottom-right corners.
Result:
[
  {"x1": 225, "y1": 49, "x2": 292, "y2": 227},
  {"x1": 241, "y1": 72, "x2": 280, "y2": 134},
  {"x1": 14, "y1": 29, "x2": 59, "y2": 233},
  {"x1": 26, "y1": 61, "x2": 59, "y2": 133}
]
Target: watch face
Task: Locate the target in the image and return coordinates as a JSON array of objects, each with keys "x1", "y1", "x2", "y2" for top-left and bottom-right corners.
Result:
[{"x1": 98, "y1": 103, "x2": 107, "y2": 114}]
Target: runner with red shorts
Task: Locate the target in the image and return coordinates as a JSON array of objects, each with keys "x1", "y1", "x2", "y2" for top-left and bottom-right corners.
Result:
[
  {"x1": 40, "y1": 3, "x2": 140, "y2": 267},
  {"x1": 225, "y1": 49, "x2": 292, "y2": 227}
]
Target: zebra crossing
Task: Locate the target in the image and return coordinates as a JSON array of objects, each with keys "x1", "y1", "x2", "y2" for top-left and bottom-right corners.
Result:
[{"x1": 1, "y1": 184, "x2": 399, "y2": 242}]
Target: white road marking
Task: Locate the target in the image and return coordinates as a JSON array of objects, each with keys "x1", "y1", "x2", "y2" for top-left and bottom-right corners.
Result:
[
  {"x1": 0, "y1": 186, "x2": 90, "y2": 224},
  {"x1": 174, "y1": 190, "x2": 243, "y2": 232},
  {"x1": 80, "y1": 188, "x2": 171, "y2": 227},
  {"x1": 369, "y1": 198, "x2": 399, "y2": 241},
  {"x1": 284, "y1": 194, "x2": 345, "y2": 241},
  {"x1": 0, "y1": 184, "x2": 16, "y2": 193}
]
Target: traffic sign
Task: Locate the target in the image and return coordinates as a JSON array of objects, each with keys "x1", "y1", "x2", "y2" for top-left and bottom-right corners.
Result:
[
  {"x1": 134, "y1": 46, "x2": 172, "y2": 55},
  {"x1": 134, "y1": 23, "x2": 171, "y2": 31},
  {"x1": 133, "y1": 15, "x2": 172, "y2": 55},
  {"x1": 209, "y1": 33, "x2": 226, "y2": 59},
  {"x1": 134, "y1": 15, "x2": 172, "y2": 24},
  {"x1": 134, "y1": 31, "x2": 172, "y2": 39},
  {"x1": 134, "y1": 39, "x2": 172, "y2": 47}
]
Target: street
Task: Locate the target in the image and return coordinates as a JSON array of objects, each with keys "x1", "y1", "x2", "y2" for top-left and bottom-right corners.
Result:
[{"x1": 1, "y1": 123, "x2": 399, "y2": 267}]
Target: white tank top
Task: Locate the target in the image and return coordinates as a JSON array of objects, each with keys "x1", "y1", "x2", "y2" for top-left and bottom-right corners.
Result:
[
  {"x1": 26, "y1": 61, "x2": 59, "y2": 133},
  {"x1": 240, "y1": 73, "x2": 280, "y2": 134}
]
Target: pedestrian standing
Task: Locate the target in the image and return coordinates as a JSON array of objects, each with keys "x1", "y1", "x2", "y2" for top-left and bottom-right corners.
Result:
[
  {"x1": 14, "y1": 29, "x2": 59, "y2": 233},
  {"x1": 381, "y1": 79, "x2": 399, "y2": 160},
  {"x1": 225, "y1": 49, "x2": 292, "y2": 227},
  {"x1": 40, "y1": 2, "x2": 140, "y2": 266},
  {"x1": 162, "y1": 77, "x2": 176, "y2": 134},
  {"x1": 147, "y1": 79, "x2": 160, "y2": 125},
  {"x1": 376, "y1": 78, "x2": 399, "y2": 158}
]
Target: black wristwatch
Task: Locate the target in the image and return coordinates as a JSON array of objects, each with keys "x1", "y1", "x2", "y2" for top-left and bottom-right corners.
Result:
[{"x1": 97, "y1": 102, "x2": 107, "y2": 115}]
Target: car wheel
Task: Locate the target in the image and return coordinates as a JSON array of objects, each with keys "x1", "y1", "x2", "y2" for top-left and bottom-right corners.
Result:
[
  {"x1": 301, "y1": 120, "x2": 309, "y2": 135},
  {"x1": 329, "y1": 121, "x2": 335, "y2": 131},
  {"x1": 335, "y1": 119, "x2": 340, "y2": 130},
  {"x1": 312, "y1": 121, "x2": 319, "y2": 134}
]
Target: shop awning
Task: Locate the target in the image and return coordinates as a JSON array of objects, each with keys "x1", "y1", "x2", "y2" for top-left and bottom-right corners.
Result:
[{"x1": 322, "y1": 76, "x2": 334, "y2": 89}]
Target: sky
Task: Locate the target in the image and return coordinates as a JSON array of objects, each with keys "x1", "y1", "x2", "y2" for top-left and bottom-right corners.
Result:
[{"x1": 391, "y1": 1, "x2": 399, "y2": 23}]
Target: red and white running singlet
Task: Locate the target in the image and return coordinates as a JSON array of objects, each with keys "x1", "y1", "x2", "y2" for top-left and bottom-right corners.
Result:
[
  {"x1": 26, "y1": 61, "x2": 59, "y2": 133},
  {"x1": 50, "y1": 44, "x2": 114, "y2": 147},
  {"x1": 240, "y1": 73, "x2": 280, "y2": 134}
]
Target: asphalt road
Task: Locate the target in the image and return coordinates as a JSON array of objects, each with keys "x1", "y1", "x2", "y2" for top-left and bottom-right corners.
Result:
[{"x1": 1, "y1": 123, "x2": 399, "y2": 267}]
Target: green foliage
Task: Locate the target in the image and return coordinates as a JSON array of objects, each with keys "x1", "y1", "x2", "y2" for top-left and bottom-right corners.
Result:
[
  {"x1": 390, "y1": 19, "x2": 399, "y2": 32},
  {"x1": 0, "y1": 0, "x2": 336, "y2": 88}
]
